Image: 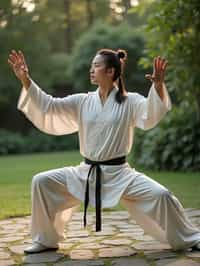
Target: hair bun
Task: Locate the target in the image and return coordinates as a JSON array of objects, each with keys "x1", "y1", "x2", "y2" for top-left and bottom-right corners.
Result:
[{"x1": 117, "y1": 49, "x2": 127, "y2": 60}]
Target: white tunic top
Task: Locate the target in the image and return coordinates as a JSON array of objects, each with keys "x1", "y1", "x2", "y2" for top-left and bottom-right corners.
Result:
[{"x1": 17, "y1": 80, "x2": 172, "y2": 208}]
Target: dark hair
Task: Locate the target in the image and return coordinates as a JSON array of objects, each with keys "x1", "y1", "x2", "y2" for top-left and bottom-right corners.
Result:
[{"x1": 96, "y1": 48, "x2": 128, "y2": 104}]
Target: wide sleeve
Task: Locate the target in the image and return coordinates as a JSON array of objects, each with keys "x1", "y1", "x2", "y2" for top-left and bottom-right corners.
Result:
[
  {"x1": 129, "y1": 83, "x2": 172, "y2": 130},
  {"x1": 17, "y1": 79, "x2": 84, "y2": 135}
]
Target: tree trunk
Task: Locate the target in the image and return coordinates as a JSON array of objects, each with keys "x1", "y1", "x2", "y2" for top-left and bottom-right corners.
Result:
[
  {"x1": 122, "y1": 0, "x2": 131, "y2": 18},
  {"x1": 86, "y1": 0, "x2": 93, "y2": 27},
  {"x1": 63, "y1": 0, "x2": 72, "y2": 53},
  {"x1": 195, "y1": 91, "x2": 200, "y2": 122}
]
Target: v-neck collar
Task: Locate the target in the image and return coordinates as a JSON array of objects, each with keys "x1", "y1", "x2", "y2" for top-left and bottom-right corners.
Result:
[{"x1": 96, "y1": 86, "x2": 117, "y2": 108}]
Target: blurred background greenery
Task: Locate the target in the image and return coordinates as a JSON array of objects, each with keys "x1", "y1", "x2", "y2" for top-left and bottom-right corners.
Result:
[{"x1": 0, "y1": 0, "x2": 200, "y2": 171}]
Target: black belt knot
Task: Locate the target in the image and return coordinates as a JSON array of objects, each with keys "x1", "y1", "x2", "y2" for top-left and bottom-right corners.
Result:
[{"x1": 83, "y1": 156, "x2": 126, "y2": 232}]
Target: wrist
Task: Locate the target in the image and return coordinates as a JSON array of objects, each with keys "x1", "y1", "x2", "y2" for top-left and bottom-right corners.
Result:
[
  {"x1": 154, "y1": 81, "x2": 164, "y2": 89},
  {"x1": 21, "y1": 74, "x2": 31, "y2": 90},
  {"x1": 154, "y1": 82, "x2": 164, "y2": 101}
]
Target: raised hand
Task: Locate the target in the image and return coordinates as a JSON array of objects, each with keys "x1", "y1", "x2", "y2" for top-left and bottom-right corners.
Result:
[
  {"x1": 8, "y1": 50, "x2": 30, "y2": 89},
  {"x1": 145, "y1": 56, "x2": 168, "y2": 86}
]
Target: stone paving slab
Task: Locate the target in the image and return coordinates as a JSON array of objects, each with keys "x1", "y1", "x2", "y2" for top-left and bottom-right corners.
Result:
[
  {"x1": 144, "y1": 250, "x2": 179, "y2": 260},
  {"x1": 0, "y1": 210, "x2": 199, "y2": 265}
]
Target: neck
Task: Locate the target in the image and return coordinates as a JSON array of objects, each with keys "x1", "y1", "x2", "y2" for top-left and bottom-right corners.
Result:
[{"x1": 98, "y1": 82, "x2": 114, "y2": 101}]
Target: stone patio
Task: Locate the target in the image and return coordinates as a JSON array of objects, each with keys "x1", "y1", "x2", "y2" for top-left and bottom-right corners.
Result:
[{"x1": 0, "y1": 209, "x2": 200, "y2": 265}]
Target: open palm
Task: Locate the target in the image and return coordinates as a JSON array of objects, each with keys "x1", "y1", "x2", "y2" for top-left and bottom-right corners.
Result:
[
  {"x1": 145, "y1": 56, "x2": 168, "y2": 85},
  {"x1": 8, "y1": 50, "x2": 29, "y2": 82}
]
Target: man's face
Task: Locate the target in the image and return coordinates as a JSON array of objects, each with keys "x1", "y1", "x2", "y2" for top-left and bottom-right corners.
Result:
[{"x1": 90, "y1": 54, "x2": 113, "y2": 85}]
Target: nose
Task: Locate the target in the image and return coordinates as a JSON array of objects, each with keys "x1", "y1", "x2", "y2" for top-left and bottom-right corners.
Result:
[{"x1": 90, "y1": 66, "x2": 94, "y2": 74}]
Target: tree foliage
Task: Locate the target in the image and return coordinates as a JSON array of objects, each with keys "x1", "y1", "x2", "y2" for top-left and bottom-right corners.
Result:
[
  {"x1": 0, "y1": 0, "x2": 69, "y2": 107},
  {"x1": 68, "y1": 21, "x2": 147, "y2": 94},
  {"x1": 130, "y1": 0, "x2": 200, "y2": 171},
  {"x1": 140, "y1": 0, "x2": 200, "y2": 119}
]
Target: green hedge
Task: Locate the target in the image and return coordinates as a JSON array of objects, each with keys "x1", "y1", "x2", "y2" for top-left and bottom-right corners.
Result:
[
  {"x1": 0, "y1": 129, "x2": 79, "y2": 155},
  {"x1": 131, "y1": 104, "x2": 200, "y2": 171}
]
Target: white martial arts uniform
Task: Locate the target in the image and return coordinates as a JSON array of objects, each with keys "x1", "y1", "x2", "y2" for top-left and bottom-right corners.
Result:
[{"x1": 17, "y1": 80, "x2": 200, "y2": 250}]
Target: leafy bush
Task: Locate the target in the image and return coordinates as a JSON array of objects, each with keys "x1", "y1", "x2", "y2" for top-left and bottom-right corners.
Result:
[
  {"x1": 131, "y1": 103, "x2": 200, "y2": 171},
  {"x1": 0, "y1": 129, "x2": 79, "y2": 155},
  {"x1": 0, "y1": 130, "x2": 26, "y2": 155},
  {"x1": 140, "y1": 0, "x2": 200, "y2": 118}
]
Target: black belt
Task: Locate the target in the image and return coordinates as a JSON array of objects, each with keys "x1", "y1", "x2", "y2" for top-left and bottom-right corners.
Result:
[{"x1": 83, "y1": 156, "x2": 126, "y2": 232}]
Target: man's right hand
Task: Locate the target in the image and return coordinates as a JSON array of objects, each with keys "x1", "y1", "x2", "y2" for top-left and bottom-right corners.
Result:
[{"x1": 8, "y1": 50, "x2": 31, "y2": 90}]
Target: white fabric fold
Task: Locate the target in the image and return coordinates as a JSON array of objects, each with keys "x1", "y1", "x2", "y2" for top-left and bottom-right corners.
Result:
[
  {"x1": 129, "y1": 83, "x2": 172, "y2": 130},
  {"x1": 17, "y1": 79, "x2": 86, "y2": 135}
]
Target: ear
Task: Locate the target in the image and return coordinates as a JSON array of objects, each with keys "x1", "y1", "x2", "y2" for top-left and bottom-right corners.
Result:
[{"x1": 106, "y1": 67, "x2": 115, "y2": 78}]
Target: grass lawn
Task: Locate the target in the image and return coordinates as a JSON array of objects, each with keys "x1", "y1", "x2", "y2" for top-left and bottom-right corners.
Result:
[{"x1": 0, "y1": 151, "x2": 199, "y2": 220}]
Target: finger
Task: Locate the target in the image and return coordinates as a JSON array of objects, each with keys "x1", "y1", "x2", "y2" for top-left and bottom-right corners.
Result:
[
  {"x1": 19, "y1": 50, "x2": 29, "y2": 72},
  {"x1": 162, "y1": 60, "x2": 168, "y2": 71},
  {"x1": 9, "y1": 55, "x2": 23, "y2": 71},
  {"x1": 17, "y1": 50, "x2": 24, "y2": 64},
  {"x1": 9, "y1": 52, "x2": 18, "y2": 64},
  {"x1": 161, "y1": 61, "x2": 168, "y2": 80},
  {"x1": 158, "y1": 56, "x2": 165, "y2": 73},
  {"x1": 156, "y1": 57, "x2": 162, "y2": 75},
  {"x1": 8, "y1": 54, "x2": 16, "y2": 64},
  {"x1": 18, "y1": 50, "x2": 26, "y2": 64},
  {"x1": 155, "y1": 56, "x2": 160, "y2": 71},
  {"x1": 154, "y1": 57, "x2": 161, "y2": 78},
  {"x1": 159, "y1": 57, "x2": 164, "y2": 68},
  {"x1": 11, "y1": 50, "x2": 18, "y2": 61},
  {"x1": 12, "y1": 49, "x2": 21, "y2": 63},
  {"x1": 8, "y1": 60, "x2": 20, "y2": 73},
  {"x1": 160, "y1": 56, "x2": 165, "y2": 70},
  {"x1": 8, "y1": 58, "x2": 15, "y2": 68},
  {"x1": 160, "y1": 57, "x2": 164, "y2": 71}
]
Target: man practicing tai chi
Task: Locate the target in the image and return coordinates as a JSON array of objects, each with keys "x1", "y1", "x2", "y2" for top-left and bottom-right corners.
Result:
[{"x1": 8, "y1": 49, "x2": 200, "y2": 254}]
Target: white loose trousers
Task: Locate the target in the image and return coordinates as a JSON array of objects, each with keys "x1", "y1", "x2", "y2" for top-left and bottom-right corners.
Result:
[{"x1": 31, "y1": 163, "x2": 200, "y2": 251}]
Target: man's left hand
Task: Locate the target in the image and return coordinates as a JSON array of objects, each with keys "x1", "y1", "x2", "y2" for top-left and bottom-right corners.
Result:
[{"x1": 145, "y1": 56, "x2": 168, "y2": 87}]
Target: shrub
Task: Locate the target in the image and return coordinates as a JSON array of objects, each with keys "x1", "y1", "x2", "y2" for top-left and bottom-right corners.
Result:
[
  {"x1": 0, "y1": 129, "x2": 79, "y2": 155},
  {"x1": 131, "y1": 103, "x2": 200, "y2": 171}
]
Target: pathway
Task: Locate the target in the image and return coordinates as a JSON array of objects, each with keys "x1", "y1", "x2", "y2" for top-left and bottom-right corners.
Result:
[{"x1": 0, "y1": 209, "x2": 200, "y2": 265}]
